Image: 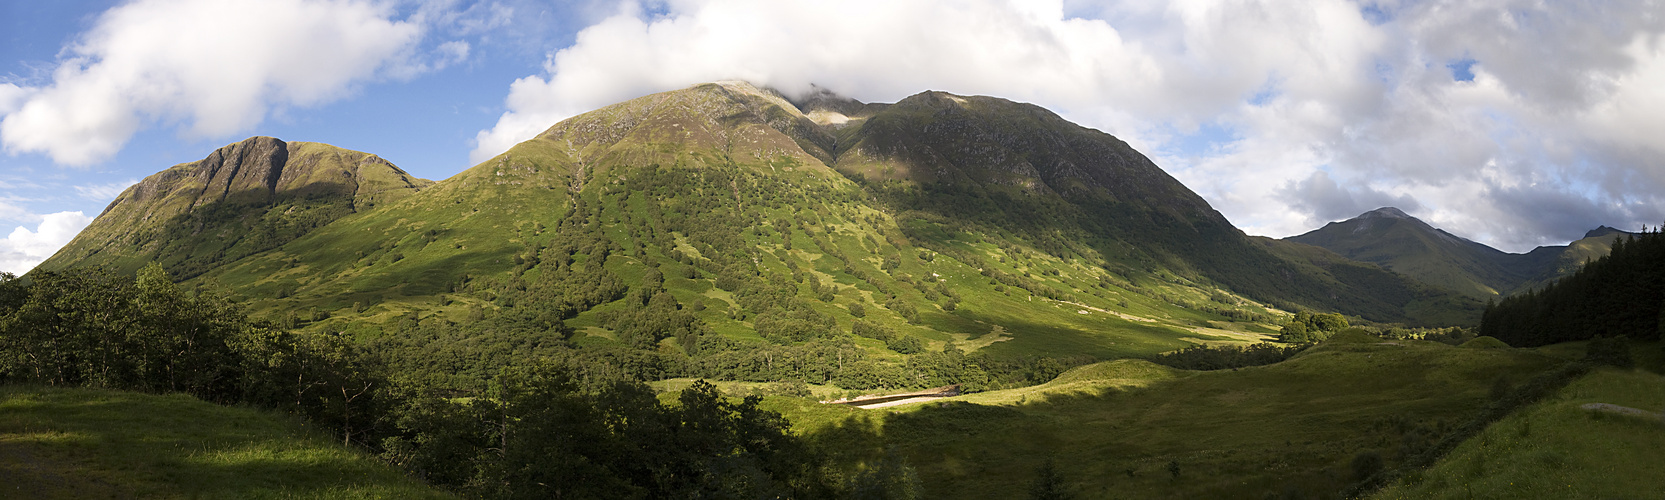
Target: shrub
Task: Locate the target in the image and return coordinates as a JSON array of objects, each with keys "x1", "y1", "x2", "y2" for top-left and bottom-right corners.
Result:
[
  {"x1": 886, "y1": 335, "x2": 925, "y2": 354},
  {"x1": 1584, "y1": 336, "x2": 1634, "y2": 368}
]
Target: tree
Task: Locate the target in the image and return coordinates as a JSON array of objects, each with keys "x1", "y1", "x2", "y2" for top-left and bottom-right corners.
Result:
[
  {"x1": 1278, "y1": 321, "x2": 1311, "y2": 344},
  {"x1": 1029, "y1": 459, "x2": 1074, "y2": 500},
  {"x1": 848, "y1": 447, "x2": 923, "y2": 500},
  {"x1": 886, "y1": 335, "x2": 925, "y2": 354}
]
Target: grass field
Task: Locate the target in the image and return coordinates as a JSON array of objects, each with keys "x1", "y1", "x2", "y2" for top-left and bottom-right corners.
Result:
[
  {"x1": 0, "y1": 385, "x2": 448, "y2": 500},
  {"x1": 778, "y1": 336, "x2": 1570, "y2": 499},
  {"x1": 1372, "y1": 364, "x2": 1665, "y2": 499}
]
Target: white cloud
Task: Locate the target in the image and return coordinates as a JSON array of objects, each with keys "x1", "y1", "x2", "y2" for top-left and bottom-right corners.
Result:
[
  {"x1": 0, "y1": 83, "x2": 30, "y2": 115},
  {"x1": 472, "y1": 0, "x2": 1665, "y2": 253},
  {"x1": 0, "y1": 199, "x2": 31, "y2": 222},
  {"x1": 75, "y1": 179, "x2": 139, "y2": 202},
  {"x1": 0, "y1": 211, "x2": 93, "y2": 275},
  {"x1": 0, "y1": 0, "x2": 429, "y2": 166}
]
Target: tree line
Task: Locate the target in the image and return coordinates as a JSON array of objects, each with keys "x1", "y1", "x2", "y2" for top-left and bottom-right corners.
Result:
[
  {"x1": 0, "y1": 265, "x2": 924, "y2": 499},
  {"x1": 1480, "y1": 228, "x2": 1664, "y2": 346}
]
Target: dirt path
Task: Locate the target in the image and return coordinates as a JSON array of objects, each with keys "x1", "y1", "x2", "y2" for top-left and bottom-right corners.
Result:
[{"x1": 854, "y1": 396, "x2": 947, "y2": 409}]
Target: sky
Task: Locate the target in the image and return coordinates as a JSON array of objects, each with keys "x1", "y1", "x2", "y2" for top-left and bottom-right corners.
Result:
[{"x1": 2, "y1": 0, "x2": 1662, "y2": 274}]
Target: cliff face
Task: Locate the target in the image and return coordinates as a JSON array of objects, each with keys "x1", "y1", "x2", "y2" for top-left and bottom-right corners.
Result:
[{"x1": 41, "y1": 136, "x2": 432, "y2": 276}]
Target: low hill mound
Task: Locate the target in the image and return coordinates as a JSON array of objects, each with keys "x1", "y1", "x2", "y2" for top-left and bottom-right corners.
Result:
[{"x1": 1459, "y1": 336, "x2": 1511, "y2": 349}]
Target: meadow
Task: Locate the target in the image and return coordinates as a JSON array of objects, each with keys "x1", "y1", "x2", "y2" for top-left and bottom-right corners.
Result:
[
  {"x1": 0, "y1": 385, "x2": 448, "y2": 500},
  {"x1": 768, "y1": 335, "x2": 1659, "y2": 499}
]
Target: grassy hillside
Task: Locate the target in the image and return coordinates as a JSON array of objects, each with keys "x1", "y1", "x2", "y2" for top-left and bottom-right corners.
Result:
[
  {"x1": 1372, "y1": 363, "x2": 1665, "y2": 499},
  {"x1": 82, "y1": 84, "x2": 1298, "y2": 392},
  {"x1": 37, "y1": 82, "x2": 1477, "y2": 399},
  {"x1": 0, "y1": 385, "x2": 448, "y2": 499},
  {"x1": 781, "y1": 335, "x2": 1563, "y2": 499}
]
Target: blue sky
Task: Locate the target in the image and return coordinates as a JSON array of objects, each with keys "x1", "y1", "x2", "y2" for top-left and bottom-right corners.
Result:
[{"x1": 2, "y1": 0, "x2": 1663, "y2": 273}]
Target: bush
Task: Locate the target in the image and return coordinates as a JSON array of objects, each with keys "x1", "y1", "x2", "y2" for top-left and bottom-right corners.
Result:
[
  {"x1": 1585, "y1": 337, "x2": 1634, "y2": 368},
  {"x1": 887, "y1": 335, "x2": 925, "y2": 354},
  {"x1": 1148, "y1": 343, "x2": 1306, "y2": 371},
  {"x1": 1350, "y1": 450, "x2": 1384, "y2": 481},
  {"x1": 852, "y1": 319, "x2": 895, "y2": 341}
]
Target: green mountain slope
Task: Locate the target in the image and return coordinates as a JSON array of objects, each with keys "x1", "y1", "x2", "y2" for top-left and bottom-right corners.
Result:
[
  {"x1": 1286, "y1": 207, "x2": 1634, "y2": 299},
  {"x1": 39, "y1": 83, "x2": 1478, "y2": 391}
]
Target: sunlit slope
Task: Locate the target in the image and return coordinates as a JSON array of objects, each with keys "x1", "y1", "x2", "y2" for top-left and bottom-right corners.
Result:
[
  {"x1": 169, "y1": 83, "x2": 1285, "y2": 361},
  {"x1": 41, "y1": 83, "x2": 1478, "y2": 371}
]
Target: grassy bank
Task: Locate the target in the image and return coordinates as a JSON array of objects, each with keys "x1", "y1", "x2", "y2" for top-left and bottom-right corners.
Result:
[{"x1": 1372, "y1": 366, "x2": 1665, "y2": 499}]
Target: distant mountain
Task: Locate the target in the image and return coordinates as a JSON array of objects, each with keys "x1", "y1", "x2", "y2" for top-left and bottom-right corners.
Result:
[{"x1": 1286, "y1": 207, "x2": 1635, "y2": 299}]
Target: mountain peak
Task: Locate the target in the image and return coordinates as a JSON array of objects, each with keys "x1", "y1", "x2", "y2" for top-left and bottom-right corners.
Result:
[
  {"x1": 1584, "y1": 226, "x2": 1625, "y2": 239},
  {"x1": 1358, "y1": 207, "x2": 1411, "y2": 220}
]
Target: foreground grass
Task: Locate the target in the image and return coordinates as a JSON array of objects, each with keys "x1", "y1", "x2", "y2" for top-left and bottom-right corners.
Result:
[
  {"x1": 1372, "y1": 366, "x2": 1665, "y2": 499},
  {"x1": 788, "y1": 337, "x2": 1563, "y2": 499},
  {"x1": 0, "y1": 385, "x2": 448, "y2": 500}
]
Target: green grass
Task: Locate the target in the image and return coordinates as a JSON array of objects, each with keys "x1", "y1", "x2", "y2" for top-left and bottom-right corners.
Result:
[
  {"x1": 0, "y1": 385, "x2": 448, "y2": 500},
  {"x1": 780, "y1": 337, "x2": 1563, "y2": 499},
  {"x1": 1371, "y1": 366, "x2": 1665, "y2": 499},
  {"x1": 953, "y1": 358, "x2": 1188, "y2": 405}
]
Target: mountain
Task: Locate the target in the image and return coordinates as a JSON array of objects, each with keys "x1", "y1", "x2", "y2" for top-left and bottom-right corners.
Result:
[
  {"x1": 39, "y1": 83, "x2": 1479, "y2": 388},
  {"x1": 41, "y1": 136, "x2": 432, "y2": 279},
  {"x1": 1285, "y1": 207, "x2": 1635, "y2": 299}
]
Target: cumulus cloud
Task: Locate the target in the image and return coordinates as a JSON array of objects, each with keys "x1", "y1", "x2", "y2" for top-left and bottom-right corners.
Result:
[
  {"x1": 473, "y1": 0, "x2": 1665, "y2": 252},
  {"x1": 1279, "y1": 171, "x2": 1424, "y2": 227},
  {"x1": 0, "y1": 211, "x2": 93, "y2": 275},
  {"x1": 0, "y1": 0, "x2": 431, "y2": 165}
]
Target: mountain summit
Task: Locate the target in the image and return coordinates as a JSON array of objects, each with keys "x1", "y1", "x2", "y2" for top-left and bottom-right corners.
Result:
[
  {"x1": 43, "y1": 137, "x2": 432, "y2": 278},
  {"x1": 1359, "y1": 207, "x2": 1410, "y2": 219}
]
